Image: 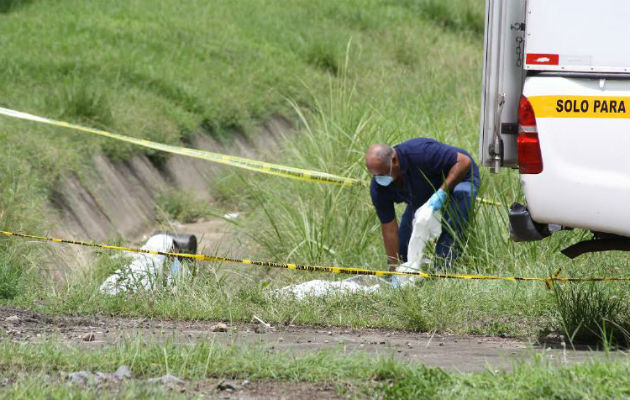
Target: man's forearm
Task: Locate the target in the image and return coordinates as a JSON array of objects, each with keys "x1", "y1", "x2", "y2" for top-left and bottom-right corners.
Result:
[
  {"x1": 441, "y1": 153, "x2": 472, "y2": 192},
  {"x1": 381, "y1": 220, "x2": 399, "y2": 271}
]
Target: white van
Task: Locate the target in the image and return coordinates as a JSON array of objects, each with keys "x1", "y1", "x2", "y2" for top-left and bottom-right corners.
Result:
[{"x1": 479, "y1": 0, "x2": 630, "y2": 257}]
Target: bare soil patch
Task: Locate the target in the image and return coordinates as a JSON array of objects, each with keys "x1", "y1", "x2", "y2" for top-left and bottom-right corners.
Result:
[
  {"x1": 194, "y1": 379, "x2": 347, "y2": 400},
  {"x1": 2, "y1": 306, "x2": 625, "y2": 374}
]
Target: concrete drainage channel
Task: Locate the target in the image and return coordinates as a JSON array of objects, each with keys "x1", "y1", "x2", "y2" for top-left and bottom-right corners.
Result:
[{"x1": 49, "y1": 116, "x2": 291, "y2": 243}]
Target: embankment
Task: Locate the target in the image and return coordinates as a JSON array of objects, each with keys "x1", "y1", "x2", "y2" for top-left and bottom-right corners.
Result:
[{"x1": 49, "y1": 116, "x2": 291, "y2": 242}]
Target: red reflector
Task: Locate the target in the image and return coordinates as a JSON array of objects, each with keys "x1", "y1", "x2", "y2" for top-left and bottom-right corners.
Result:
[
  {"x1": 517, "y1": 96, "x2": 543, "y2": 174},
  {"x1": 517, "y1": 133, "x2": 543, "y2": 174},
  {"x1": 525, "y1": 53, "x2": 559, "y2": 65},
  {"x1": 518, "y1": 95, "x2": 536, "y2": 126}
]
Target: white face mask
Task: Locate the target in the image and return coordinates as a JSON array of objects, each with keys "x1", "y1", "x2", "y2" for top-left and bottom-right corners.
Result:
[
  {"x1": 374, "y1": 155, "x2": 394, "y2": 186},
  {"x1": 375, "y1": 175, "x2": 394, "y2": 186}
]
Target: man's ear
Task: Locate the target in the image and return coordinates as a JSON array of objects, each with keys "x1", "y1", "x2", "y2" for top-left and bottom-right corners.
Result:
[{"x1": 392, "y1": 152, "x2": 399, "y2": 167}]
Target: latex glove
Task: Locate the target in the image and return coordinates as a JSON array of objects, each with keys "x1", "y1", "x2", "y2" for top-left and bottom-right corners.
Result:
[{"x1": 428, "y1": 188, "x2": 447, "y2": 211}]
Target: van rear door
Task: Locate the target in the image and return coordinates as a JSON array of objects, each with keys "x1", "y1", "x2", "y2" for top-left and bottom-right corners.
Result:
[
  {"x1": 524, "y1": 0, "x2": 630, "y2": 74},
  {"x1": 518, "y1": 0, "x2": 630, "y2": 237},
  {"x1": 479, "y1": 0, "x2": 526, "y2": 172}
]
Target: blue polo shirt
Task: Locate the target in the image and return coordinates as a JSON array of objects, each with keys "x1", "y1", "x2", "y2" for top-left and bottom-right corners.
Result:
[{"x1": 370, "y1": 138, "x2": 480, "y2": 223}]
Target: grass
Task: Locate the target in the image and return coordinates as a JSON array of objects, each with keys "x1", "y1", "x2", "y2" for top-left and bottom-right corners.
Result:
[
  {"x1": 155, "y1": 189, "x2": 214, "y2": 224},
  {"x1": 207, "y1": 71, "x2": 629, "y2": 343},
  {"x1": 0, "y1": 338, "x2": 628, "y2": 399},
  {"x1": 5, "y1": 242, "x2": 625, "y2": 343},
  {"x1": 554, "y1": 284, "x2": 630, "y2": 347},
  {"x1": 0, "y1": 0, "x2": 627, "y2": 346},
  {"x1": 0, "y1": 3, "x2": 627, "y2": 393}
]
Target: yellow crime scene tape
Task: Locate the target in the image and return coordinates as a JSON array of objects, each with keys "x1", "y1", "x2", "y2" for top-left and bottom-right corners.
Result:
[
  {"x1": 0, "y1": 106, "x2": 502, "y2": 207},
  {"x1": 1, "y1": 229, "x2": 628, "y2": 288},
  {"x1": 0, "y1": 107, "x2": 362, "y2": 187}
]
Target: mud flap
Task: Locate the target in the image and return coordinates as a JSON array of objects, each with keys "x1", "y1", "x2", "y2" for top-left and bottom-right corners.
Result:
[{"x1": 508, "y1": 202, "x2": 550, "y2": 242}]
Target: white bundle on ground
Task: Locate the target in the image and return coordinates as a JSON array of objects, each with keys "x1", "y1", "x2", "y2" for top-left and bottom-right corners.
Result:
[
  {"x1": 394, "y1": 201, "x2": 442, "y2": 287},
  {"x1": 274, "y1": 276, "x2": 386, "y2": 300},
  {"x1": 100, "y1": 234, "x2": 181, "y2": 295}
]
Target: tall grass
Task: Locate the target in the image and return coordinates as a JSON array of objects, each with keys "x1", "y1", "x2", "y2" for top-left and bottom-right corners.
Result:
[
  {"x1": 0, "y1": 0, "x2": 485, "y2": 297},
  {"x1": 212, "y1": 46, "x2": 629, "y2": 341},
  {"x1": 0, "y1": 0, "x2": 483, "y2": 233},
  {"x1": 554, "y1": 283, "x2": 630, "y2": 347},
  {"x1": 155, "y1": 189, "x2": 214, "y2": 224},
  {"x1": 0, "y1": 0, "x2": 627, "y2": 344},
  {"x1": 214, "y1": 21, "x2": 487, "y2": 266},
  {"x1": 0, "y1": 142, "x2": 51, "y2": 299}
]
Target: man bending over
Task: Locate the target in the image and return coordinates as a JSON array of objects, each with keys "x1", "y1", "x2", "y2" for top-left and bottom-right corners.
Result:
[{"x1": 365, "y1": 138, "x2": 481, "y2": 270}]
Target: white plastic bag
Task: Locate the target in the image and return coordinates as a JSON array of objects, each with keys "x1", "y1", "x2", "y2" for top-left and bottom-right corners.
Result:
[{"x1": 394, "y1": 201, "x2": 442, "y2": 287}]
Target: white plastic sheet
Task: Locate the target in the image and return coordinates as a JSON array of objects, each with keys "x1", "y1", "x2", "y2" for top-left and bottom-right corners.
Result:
[
  {"x1": 394, "y1": 201, "x2": 442, "y2": 287},
  {"x1": 274, "y1": 276, "x2": 386, "y2": 300}
]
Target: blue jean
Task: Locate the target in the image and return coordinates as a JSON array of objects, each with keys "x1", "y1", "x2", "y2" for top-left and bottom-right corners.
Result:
[{"x1": 398, "y1": 181, "x2": 479, "y2": 263}]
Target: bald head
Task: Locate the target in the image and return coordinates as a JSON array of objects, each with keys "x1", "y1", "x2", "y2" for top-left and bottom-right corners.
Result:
[{"x1": 365, "y1": 144, "x2": 393, "y2": 171}]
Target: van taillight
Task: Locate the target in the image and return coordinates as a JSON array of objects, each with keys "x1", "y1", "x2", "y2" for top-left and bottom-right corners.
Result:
[{"x1": 517, "y1": 95, "x2": 543, "y2": 174}]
